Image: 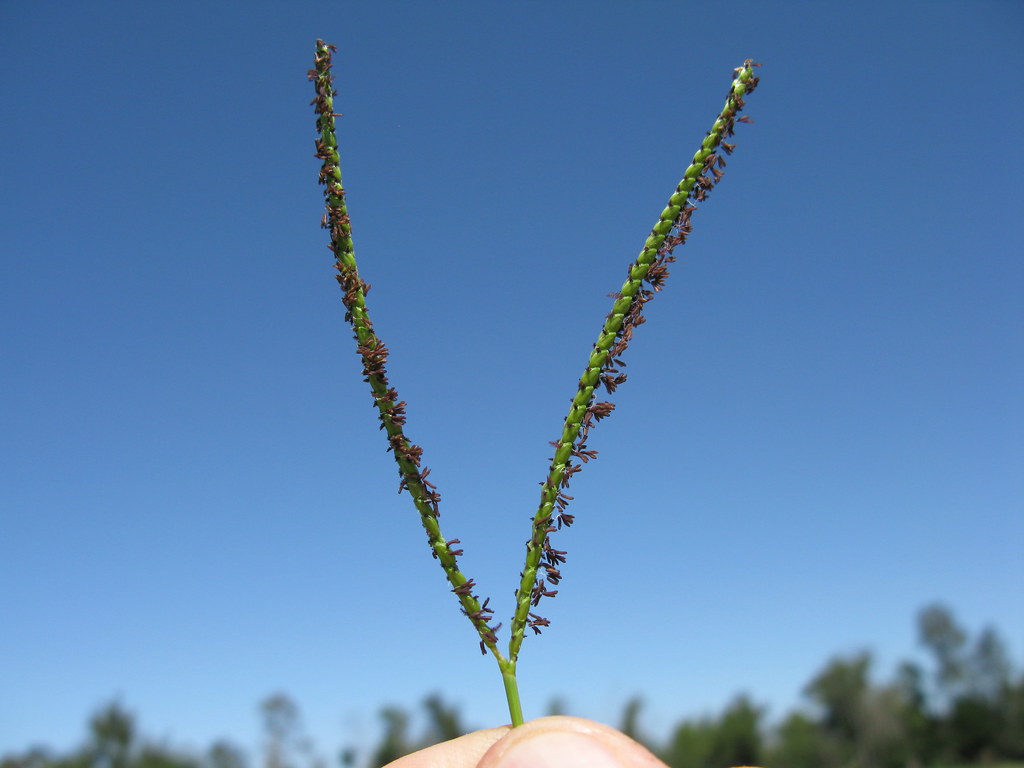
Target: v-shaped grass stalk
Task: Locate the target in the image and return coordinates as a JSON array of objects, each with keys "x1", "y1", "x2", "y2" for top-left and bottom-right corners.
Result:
[{"x1": 308, "y1": 40, "x2": 760, "y2": 727}]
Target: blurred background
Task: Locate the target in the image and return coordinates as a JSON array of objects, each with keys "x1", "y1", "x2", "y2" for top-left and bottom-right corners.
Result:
[{"x1": 1, "y1": 2, "x2": 1021, "y2": 767}]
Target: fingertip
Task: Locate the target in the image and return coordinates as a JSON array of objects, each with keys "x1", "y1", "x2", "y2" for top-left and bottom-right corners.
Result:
[{"x1": 479, "y1": 717, "x2": 666, "y2": 768}]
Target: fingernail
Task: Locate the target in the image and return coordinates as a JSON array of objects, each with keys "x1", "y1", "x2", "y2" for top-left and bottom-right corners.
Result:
[{"x1": 493, "y1": 730, "x2": 624, "y2": 768}]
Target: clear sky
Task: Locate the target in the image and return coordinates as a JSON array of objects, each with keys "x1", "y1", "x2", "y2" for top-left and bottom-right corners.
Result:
[{"x1": 2, "y1": 0, "x2": 1022, "y2": 763}]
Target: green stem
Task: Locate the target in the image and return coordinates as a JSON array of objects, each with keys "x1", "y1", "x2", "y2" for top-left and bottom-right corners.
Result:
[{"x1": 500, "y1": 661, "x2": 524, "y2": 727}]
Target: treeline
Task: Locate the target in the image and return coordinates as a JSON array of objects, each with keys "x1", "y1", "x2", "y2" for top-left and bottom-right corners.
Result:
[{"x1": 3, "y1": 604, "x2": 1022, "y2": 768}]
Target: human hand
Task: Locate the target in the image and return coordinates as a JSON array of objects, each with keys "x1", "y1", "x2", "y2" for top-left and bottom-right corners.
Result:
[{"x1": 382, "y1": 715, "x2": 669, "y2": 768}]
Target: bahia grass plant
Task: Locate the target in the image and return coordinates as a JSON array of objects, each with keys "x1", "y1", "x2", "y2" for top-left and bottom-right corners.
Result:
[{"x1": 308, "y1": 40, "x2": 760, "y2": 728}]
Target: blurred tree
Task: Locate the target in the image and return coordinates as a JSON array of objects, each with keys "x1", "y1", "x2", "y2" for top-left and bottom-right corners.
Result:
[
  {"x1": 261, "y1": 695, "x2": 298, "y2": 768},
  {"x1": 997, "y1": 675, "x2": 1024, "y2": 760},
  {"x1": 966, "y1": 626, "x2": 1011, "y2": 701},
  {"x1": 894, "y1": 660, "x2": 941, "y2": 766},
  {"x1": 708, "y1": 695, "x2": 762, "y2": 768},
  {"x1": 918, "y1": 603, "x2": 967, "y2": 708},
  {"x1": 421, "y1": 694, "x2": 465, "y2": 744},
  {"x1": 947, "y1": 694, "x2": 1002, "y2": 763},
  {"x1": 133, "y1": 746, "x2": 199, "y2": 768},
  {"x1": 0, "y1": 748, "x2": 56, "y2": 768},
  {"x1": 618, "y1": 697, "x2": 645, "y2": 744},
  {"x1": 544, "y1": 696, "x2": 568, "y2": 717},
  {"x1": 661, "y1": 718, "x2": 716, "y2": 768},
  {"x1": 805, "y1": 651, "x2": 872, "y2": 748},
  {"x1": 260, "y1": 694, "x2": 319, "y2": 768},
  {"x1": 2, "y1": 702, "x2": 198, "y2": 768},
  {"x1": 916, "y1": 605, "x2": 1021, "y2": 763},
  {"x1": 88, "y1": 703, "x2": 135, "y2": 768},
  {"x1": 369, "y1": 707, "x2": 411, "y2": 768},
  {"x1": 768, "y1": 711, "x2": 839, "y2": 768},
  {"x1": 205, "y1": 742, "x2": 246, "y2": 768},
  {"x1": 854, "y1": 686, "x2": 913, "y2": 768},
  {"x1": 5, "y1": 604, "x2": 1023, "y2": 768}
]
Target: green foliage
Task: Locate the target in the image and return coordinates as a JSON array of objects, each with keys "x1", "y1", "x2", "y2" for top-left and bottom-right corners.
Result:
[
  {"x1": 919, "y1": 604, "x2": 968, "y2": 701},
  {"x1": 769, "y1": 711, "x2": 838, "y2": 768},
  {"x1": 88, "y1": 703, "x2": 138, "y2": 768},
  {"x1": 421, "y1": 695, "x2": 465, "y2": 747},
  {"x1": 206, "y1": 744, "x2": 245, "y2": 768},
  {"x1": 999, "y1": 678, "x2": 1024, "y2": 759},
  {"x1": 948, "y1": 695, "x2": 1004, "y2": 762},
  {"x1": 1, "y1": 702, "x2": 225, "y2": 768},
  {"x1": 710, "y1": 696, "x2": 762, "y2": 768},
  {"x1": 805, "y1": 651, "x2": 873, "y2": 745},
  {"x1": 368, "y1": 708, "x2": 410, "y2": 768},
  {"x1": 544, "y1": 697, "x2": 569, "y2": 717},
  {"x1": 2, "y1": 608, "x2": 1022, "y2": 768},
  {"x1": 914, "y1": 604, "x2": 1024, "y2": 765},
  {"x1": 619, "y1": 697, "x2": 645, "y2": 743},
  {"x1": 662, "y1": 719, "x2": 717, "y2": 768},
  {"x1": 654, "y1": 696, "x2": 763, "y2": 768}
]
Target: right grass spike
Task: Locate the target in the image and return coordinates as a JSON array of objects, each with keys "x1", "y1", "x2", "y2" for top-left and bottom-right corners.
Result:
[{"x1": 508, "y1": 60, "x2": 762, "y2": 665}]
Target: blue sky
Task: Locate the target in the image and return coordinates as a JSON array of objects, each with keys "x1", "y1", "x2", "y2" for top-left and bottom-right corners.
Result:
[{"x1": 2, "y1": 0, "x2": 1022, "y2": 762}]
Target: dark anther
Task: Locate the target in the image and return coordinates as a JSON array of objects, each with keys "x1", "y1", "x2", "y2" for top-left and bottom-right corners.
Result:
[{"x1": 543, "y1": 544, "x2": 567, "y2": 565}]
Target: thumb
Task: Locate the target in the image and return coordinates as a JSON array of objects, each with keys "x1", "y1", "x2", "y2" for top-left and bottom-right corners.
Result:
[{"x1": 478, "y1": 716, "x2": 667, "y2": 768}]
